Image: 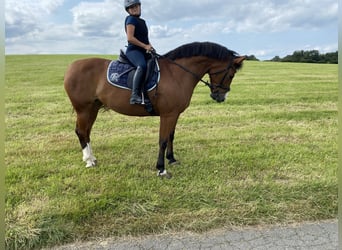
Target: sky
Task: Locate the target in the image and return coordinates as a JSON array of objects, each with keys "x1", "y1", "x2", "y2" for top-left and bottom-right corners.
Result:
[{"x1": 5, "y1": 0, "x2": 338, "y2": 60}]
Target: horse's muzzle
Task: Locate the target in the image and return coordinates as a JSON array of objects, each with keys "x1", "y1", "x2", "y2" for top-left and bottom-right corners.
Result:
[{"x1": 210, "y1": 92, "x2": 227, "y2": 103}]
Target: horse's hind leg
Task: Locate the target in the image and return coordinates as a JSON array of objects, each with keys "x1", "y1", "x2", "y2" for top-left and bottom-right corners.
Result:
[{"x1": 75, "y1": 101, "x2": 101, "y2": 168}]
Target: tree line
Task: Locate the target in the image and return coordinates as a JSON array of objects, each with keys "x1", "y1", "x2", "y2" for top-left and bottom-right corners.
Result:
[{"x1": 246, "y1": 50, "x2": 338, "y2": 64}]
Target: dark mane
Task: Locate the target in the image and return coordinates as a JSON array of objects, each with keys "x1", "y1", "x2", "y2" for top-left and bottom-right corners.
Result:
[{"x1": 163, "y1": 42, "x2": 238, "y2": 61}]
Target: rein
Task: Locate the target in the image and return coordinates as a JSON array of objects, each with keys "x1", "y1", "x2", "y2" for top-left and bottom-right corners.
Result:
[{"x1": 152, "y1": 51, "x2": 232, "y2": 91}]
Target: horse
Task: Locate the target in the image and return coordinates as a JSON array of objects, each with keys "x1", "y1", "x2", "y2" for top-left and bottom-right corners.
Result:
[{"x1": 64, "y1": 42, "x2": 245, "y2": 178}]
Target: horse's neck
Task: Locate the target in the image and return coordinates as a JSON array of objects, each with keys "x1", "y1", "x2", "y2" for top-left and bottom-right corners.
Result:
[
  {"x1": 159, "y1": 57, "x2": 210, "y2": 106},
  {"x1": 169, "y1": 57, "x2": 209, "y2": 84}
]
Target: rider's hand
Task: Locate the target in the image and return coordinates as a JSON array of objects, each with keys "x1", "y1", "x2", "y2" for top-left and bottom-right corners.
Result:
[{"x1": 145, "y1": 44, "x2": 155, "y2": 53}]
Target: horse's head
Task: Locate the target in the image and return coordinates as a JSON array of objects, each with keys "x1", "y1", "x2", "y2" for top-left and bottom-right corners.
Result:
[{"x1": 208, "y1": 56, "x2": 246, "y2": 102}]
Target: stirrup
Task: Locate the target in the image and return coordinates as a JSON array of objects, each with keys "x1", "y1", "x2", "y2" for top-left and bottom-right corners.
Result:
[{"x1": 130, "y1": 95, "x2": 143, "y2": 105}]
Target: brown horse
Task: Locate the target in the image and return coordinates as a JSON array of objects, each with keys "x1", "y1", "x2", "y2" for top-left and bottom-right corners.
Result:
[{"x1": 64, "y1": 42, "x2": 245, "y2": 178}]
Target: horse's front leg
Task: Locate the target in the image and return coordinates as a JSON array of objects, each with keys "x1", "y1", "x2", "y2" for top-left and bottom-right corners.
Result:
[
  {"x1": 156, "y1": 138, "x2": 169, "y2": 177},
  {"x1": 166, "y1": 130, "x2": 178, "y2": 165},
  {"x1": 157, "y1": 114, "x2": 179, "y2": 178}
]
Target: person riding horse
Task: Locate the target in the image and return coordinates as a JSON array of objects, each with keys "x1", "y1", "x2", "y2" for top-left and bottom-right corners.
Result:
[{"x1": 124, "y1": 0, "x2": 154, "y2": 105}]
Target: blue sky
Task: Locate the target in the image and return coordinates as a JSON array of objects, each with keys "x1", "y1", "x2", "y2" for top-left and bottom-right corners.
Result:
[{"x1": 5, "y1": 0, "x2": 338, "y2": 60}]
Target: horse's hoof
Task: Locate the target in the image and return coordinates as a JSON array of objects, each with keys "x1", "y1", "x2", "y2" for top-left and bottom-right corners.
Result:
[
  {"x1": 168, "y1": 160, "x2": 180, "y2": 166},
  {"x1": 158, "y1": 170, "x2": 172, "y2": 179},
  {"x1": 85, "y1": 161, "x2": 96, "y2": 168}
]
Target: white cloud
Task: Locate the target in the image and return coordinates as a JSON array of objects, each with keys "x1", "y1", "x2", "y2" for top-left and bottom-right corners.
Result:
[
  {"x1": 4, "y1": 0, "x2": 338, "y2": 58},
  {"x1": 304, "y1": 43, "x2": 338, "y2": 53},
  {"x1": 5, "y1": 0, "x2": 65, "y2": 38},
  {"x1": 70, "y1": 0, "x2": 123, "y2": 37},
  {"x1": 150, "y1": 25, "x2": 183, "y2": 38},
  {"x1": 143, "y1": 0, "x2": 337, "y2": 32}
]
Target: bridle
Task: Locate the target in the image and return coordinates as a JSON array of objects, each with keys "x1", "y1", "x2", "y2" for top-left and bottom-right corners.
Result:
[
  {"x1": 206, "y1": 63, "x2": 233, "y2": 92},
  {"x1": 168, "y1": 59, "x2": 233, "y2": 91},
  {"x1": 154, "y1": 51, "x2": 234, "y2": 92}
]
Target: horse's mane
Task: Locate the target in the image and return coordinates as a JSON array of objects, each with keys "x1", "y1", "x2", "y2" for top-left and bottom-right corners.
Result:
[{"x1": 163, "y1": 42, "x2": 239, "y2": 61}]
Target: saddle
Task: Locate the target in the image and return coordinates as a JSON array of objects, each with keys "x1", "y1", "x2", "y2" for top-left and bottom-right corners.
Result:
[
  {"x1": 118, "y1": 50, "x2": 158, "y2": 89},
  {"x1": 107, "y1": 50, "x2": 160, "y2": 114}
]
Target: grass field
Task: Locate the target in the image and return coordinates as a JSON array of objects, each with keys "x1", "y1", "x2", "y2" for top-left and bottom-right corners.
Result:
[{"x1": 5, "y1": 55, "x2": 338, "y2": 249}]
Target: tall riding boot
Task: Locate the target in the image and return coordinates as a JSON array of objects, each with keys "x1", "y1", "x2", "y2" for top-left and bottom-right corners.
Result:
[{"x1": 130, "y1": 66, "x2": 145, "y2": 104}]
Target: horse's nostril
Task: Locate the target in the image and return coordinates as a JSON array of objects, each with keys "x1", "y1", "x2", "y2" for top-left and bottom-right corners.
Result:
[{"x1": 210, "y1": 92, "x2": 226, "y2": 102}]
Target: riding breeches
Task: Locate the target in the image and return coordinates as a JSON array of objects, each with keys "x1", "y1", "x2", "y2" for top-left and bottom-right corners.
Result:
[{"x1": 125, "y1": 49, "x2": 147, "y2": 72}]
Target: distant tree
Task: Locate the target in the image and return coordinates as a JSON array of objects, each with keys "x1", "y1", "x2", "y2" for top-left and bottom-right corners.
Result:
[
  {"x1": 303, "y1": 50, "x2": 320, "y2": 63},
  {"x1": 246, "y1": 55, "x2": 259, "y2": 61},
  {"x1": 274, "y1": 50, "x2": 338, "y2": 64},
  {"x1": 324, "y1": 52, "x2": 338, "y2": 64},
  {"x1": 270, "y1": 56, "x2": 281, "y2": 62}
]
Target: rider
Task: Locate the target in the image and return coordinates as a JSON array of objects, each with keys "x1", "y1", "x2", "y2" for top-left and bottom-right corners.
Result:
[{"x1": 124, "y1": 0, "x2": 154, "y2": 105}]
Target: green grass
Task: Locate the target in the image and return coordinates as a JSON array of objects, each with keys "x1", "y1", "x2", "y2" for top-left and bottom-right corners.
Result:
[{"x1": 5, "y1": 55, "x2": 337, "y2": 249}]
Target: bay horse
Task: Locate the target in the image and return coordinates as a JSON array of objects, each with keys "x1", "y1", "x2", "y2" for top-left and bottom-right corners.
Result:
[{"x1": 64, "y1": 42, "x2": 245, "y2": 178}]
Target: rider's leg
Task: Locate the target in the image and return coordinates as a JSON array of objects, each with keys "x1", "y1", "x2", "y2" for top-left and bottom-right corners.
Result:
[
  {"x1": 126, "y1": 50, "x2": 147, "y2": 104},
  {"x1": 130, "y1": 66, "x2": 145, "y2": 104}
]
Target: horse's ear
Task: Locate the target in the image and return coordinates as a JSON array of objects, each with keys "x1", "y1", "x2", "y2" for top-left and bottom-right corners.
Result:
[
  {"x1": 234, "y1": 56, "x2": 246, "y2": 65},
  {"x1": 233, "y1": 56, "x2": 246, "y2": 70}
]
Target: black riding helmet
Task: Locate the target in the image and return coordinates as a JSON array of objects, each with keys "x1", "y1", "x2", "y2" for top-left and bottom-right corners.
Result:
[{"x1": 124, "y1": 0, "x2": 141, "y2": 12}]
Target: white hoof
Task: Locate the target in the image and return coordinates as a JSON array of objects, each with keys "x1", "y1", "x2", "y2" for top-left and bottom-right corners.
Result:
[
  {"x1": 85, "y1": 159, "x2": 96, "y2": 168},
  {"x1": 82, "y1": 143, "x2": 97, "y2": 168},
  {"x1": 157, "y1": 170, "x2": 172, "y2": 179}
]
